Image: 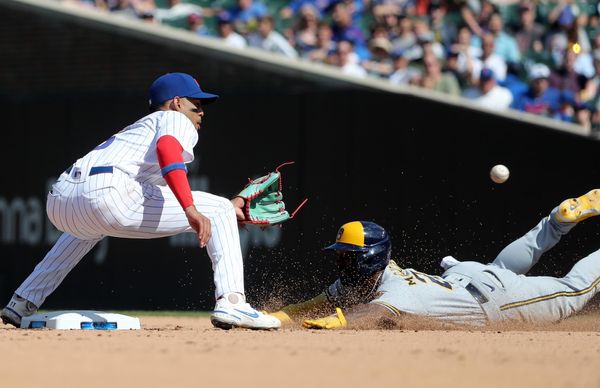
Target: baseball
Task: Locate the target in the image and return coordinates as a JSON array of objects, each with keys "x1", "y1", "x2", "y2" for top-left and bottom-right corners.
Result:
[{"x1": 490, "y1": 164, "x2": 510, "y2": 184}]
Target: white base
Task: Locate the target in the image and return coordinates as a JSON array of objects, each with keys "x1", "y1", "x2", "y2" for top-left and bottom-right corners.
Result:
[{"x1": 20, "y1": 311, "x2": 141, "y2": 330}]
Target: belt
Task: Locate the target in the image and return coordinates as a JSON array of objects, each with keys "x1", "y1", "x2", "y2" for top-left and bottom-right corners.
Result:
[
  {"x1": 465, "y1": 283, "x2": 488, "y2": 305},
  {"x1": 89, "y1": 166, "x2": 114, "y2": 176},
  {"x1": 65, "y1": 165, "x2": 114, "y2": 176}
]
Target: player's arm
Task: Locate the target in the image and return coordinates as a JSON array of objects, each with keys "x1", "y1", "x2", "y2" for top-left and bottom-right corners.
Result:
[
  {"x1": 156, "y1": 135, "x2": 211, "y2": 247},
  {"x1": 268, "y1": 292, "x2": 334, "y2": 326}
]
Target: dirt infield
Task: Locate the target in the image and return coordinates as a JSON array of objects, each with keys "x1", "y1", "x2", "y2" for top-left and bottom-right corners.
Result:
[{"x1": 2, "y1": 311, "x2": 600, "y2": 388}]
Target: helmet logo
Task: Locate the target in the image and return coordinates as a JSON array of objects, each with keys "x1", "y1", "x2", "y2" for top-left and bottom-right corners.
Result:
[{"x1": 336, "y1": 227, "x2": 344, "y2": 242}]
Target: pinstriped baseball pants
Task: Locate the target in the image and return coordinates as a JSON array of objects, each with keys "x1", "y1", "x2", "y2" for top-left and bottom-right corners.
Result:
[{"x1": 16, "y1": 169, "x2": 244, "y2": 308}]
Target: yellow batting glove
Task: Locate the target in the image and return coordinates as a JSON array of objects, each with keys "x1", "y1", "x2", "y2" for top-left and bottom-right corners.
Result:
[
  {"x1": 302, "y1": 308, "x2": 347, "y2": 330},
  {"x1": 266, "y1": 310, "x2": 293, "y2": 325}
]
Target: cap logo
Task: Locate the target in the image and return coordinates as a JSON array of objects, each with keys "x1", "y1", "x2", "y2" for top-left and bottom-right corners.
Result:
[
  {"x1": 336, "y1": 227, "x2": 344, "y2": 242},
  {"x1": 337, "y1": 221, "x2": 365, "y2": 246}
]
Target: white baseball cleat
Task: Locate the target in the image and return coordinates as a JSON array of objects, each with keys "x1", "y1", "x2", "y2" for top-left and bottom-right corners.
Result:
[
  {"x1": 1, "y1": 294, "x2": 38, "y2": 328},
  {"x1": 211, "y1": 295, "x2": 281, "y2": 330},
  {"x1": 555, "y1": 189, "x2": 600, "y2": 223}
]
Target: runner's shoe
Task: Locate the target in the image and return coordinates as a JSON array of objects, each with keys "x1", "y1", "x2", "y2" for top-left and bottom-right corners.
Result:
[
  {"x1": 211, "y1": 294, "x2": 281, "y2": 330},
  {"x1": 556, "y1": 189, "x2": 600, "y2": 223},
  {"x1": 1, "y1": 294, "x2": 38, "y2": 328}
]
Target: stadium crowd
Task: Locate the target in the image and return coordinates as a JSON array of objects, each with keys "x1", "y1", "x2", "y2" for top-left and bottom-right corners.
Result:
[{"x1": 60, "y1": 0, "x2": 600, "y2": 136}]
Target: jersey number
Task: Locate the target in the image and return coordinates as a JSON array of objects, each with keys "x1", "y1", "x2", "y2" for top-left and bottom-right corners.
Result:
[{"x1": 407, "y1": 270, "x2": 453, "y2": 291}]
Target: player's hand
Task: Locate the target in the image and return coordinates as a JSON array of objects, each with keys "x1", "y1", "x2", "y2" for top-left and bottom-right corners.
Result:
[
  {"x1": 230, "y1": 197, "x2": 246, "y2": 222},
  {"x1": 303, "y1": 308, "x2": 347, "y2": 330},
  {"x1": 184, "y1": 206, "x2": 212, "y2": 248}
]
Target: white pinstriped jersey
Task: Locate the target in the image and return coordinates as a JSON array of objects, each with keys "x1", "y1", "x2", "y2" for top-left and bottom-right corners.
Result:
[
  {"x1": 71, "y1": 111, "x2": 198, "y2": 185},
  {"x1": 16, "y1": 109, "x2": 247, "y2": 307}
]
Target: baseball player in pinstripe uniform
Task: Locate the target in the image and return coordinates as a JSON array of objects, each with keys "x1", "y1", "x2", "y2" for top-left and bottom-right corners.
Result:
[
  {"x1": 270, "y1": 190, "x2": 600, "y2": 329},
  {"x1": 0, "y1": 72, "x2": 280, "y2": 330}
]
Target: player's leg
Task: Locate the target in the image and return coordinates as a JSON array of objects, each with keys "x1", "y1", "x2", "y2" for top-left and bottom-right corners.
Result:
[
  {"x1": 491, "y1": 208, "x2": 572, "y2": 274},
  {"x1": 1, "y1": 233, "x2": 101, "y2": 327},
  {"x1": 497, "y1": 248, "x2": 600, "y2": 323},
  {"x1": 493, "y1": 189, "x2": 600, "y2": 275},
  {"x1": 93, "y1": 181, "x2": 279, "y2": 329}
]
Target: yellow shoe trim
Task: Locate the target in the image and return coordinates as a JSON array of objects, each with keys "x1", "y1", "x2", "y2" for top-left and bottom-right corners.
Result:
[{"x1": 556, "y1": 189, "x2": 600, "y2": 223}]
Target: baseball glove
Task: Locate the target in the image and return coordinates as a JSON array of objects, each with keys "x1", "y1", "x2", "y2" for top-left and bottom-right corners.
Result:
[{"x1": 236, "y1": 162, "x2": 308, "y2": 226}]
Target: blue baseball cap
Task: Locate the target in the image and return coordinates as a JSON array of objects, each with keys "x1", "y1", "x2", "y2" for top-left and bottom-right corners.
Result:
[
  {"x1": 480, "y1": 68, "x2": 495, "y2": 81},
  {"x1": 149, "y1": 72, "x2": 219, "y2": 106}
]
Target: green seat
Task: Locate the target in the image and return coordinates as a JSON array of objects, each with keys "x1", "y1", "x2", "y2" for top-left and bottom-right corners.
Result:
[{"x1": 161, "y1": 15, "x2": 191, "y2": 29}]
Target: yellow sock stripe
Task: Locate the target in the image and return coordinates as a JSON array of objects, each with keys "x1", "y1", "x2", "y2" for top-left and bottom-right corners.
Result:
[
  {"x1": 371, "y1": 301, "x2": 402, "y2": 316},
  {"x1": 500, "y1": 276, "x2": 600, "y2": 311}
]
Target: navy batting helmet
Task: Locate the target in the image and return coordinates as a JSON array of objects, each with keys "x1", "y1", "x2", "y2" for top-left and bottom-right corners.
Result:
[{"x1": 324, "y1": 221, "x2": 391, "y2": 285}]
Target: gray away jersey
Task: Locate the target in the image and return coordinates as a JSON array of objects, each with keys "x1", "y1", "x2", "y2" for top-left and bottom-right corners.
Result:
[{"x1": 326, "y1": 260, "x2": 485, "y2": 324}]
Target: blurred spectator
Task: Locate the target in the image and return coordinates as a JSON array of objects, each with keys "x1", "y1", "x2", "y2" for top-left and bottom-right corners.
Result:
[
  {"x1": 389, "y1": 49, "x2": 421, "y2": 85},
  {"x1": 549, "y1": 47, "x2": 583, "y2": 95},
  {"x1": 362, "y1": 37, "x2": 395, "y2": 78},
  {"x1": 131, "y1": 0, "x2": 156, "y2": 21},
  {"x1": 546, "y1": 32, "x2": 570, "y2": 67},
  {"x1": 216, "y1": 11, "x2": 248, "y2": 49},
  {"x1": 572, "y1": 13, "x2": 596, "y2": 78},
  {"x1": 574, "y1": 12, "x2": 593, "y2": 56},
  {"x1": 412, "y1": 21, "x2": 445, "y2": 60},
  {"x1": 428, "y1": 0, "x2": 456, "y2": 48},
  {"x1": 54, "y1": 0, "x2": 600, "y2": 133},
  {"x1": 188, "y1": 12, "x2": 210, "y2": 37},
  {"x1": 154, "y1": 0, "x2": 201, "y2": 24},
  {"x1": 512, "y1": 1, "x2": 545, "y2": 55},
  {"x1": 329, "y1": 39, "x2": 367, "y2": 78},
  {"x1": 450, "y1": 25, "x2": 481, "y2": 77},
  {"x1": 331, "y1": 3, "x2": 369, "y2": 60},
  {"x1": 547, "y1": 0, "x2": 578, "y2": 32},
  {"x1": 553, "y1": 90, "x2": 577, "y2": 122},
  {"x1": 62, "y1": 0, "x2": 100, "y2": 9},
  {"x1": 443, "y1": 47, "x2": 470, "y2": 88},
  {"x1": 554, "y1": 89, "x2": 595, "y2": 132},
  {"x1": 303, "y1": 22, "x2": 336, "y2": 62},
  {"x1": 459, "y1": 0, "x2": 486, "y2": 38},
  {"x1": 574, "y1": 102, "x2": 593, "y2": 133},
  {"x1": 371, "y1": 6, "x2": 401, "y2": 41},
  {"x1": 578, "y1": 72, "x2": 597, "y2": 105},
  {"x1": 336, "y1": 0, "x2": 367, "y2": 24},
  {"x1": 463, "y1": 68, "x2": 513, "y2": 110},
  {"x1": 415, "y1": 52, "x2": 461, "y2": 96},
  {"x1": 228, "y1": 0, "x2": 269, "y2": 35},
  {"x1": 391, "y1": 15, "x2": 417, "y2": 56},
  {"x1": 372, "y1": 0, "x2": 410, "y2": 19},
  {"x1": 475, "y1": 0, "x2": 498, "y2": 30},
  {"x1": 511, "y1": 63, "x2": 561, "y2": 117},
  {"x1": 500, "y1": 62, "x2": 529, "y2": 98},
  {"x1": 471, "y1": 33, "x2": 507, "y2": 83},
  {"x1": 487, "y1": 12, "x2": 521, "y2": 65},
  {"x1": 593, "y1": 33, "x2": 600, "y2": 62},
  {"x1": 584, "y1": 53, "x2": 600, "y2": 105},
  {"x1": 109, "y1": 0, "x2": 139, "y2": 19},
  {"x1": 248, "y1": 16, "x2": 299, "y2": 58},
  {"x1": 292, "y1": 4, "x2": 320, "y2": 56},
  {"x1": 279, "y1": 0, "x2": 333, "y2": 20}
]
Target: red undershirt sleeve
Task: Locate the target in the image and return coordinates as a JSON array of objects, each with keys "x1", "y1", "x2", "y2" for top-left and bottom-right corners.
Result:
[{"x1": 156, "y1": 135, "x2": 194, "y2": 209}]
